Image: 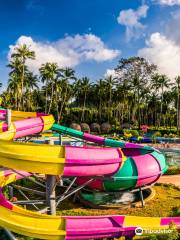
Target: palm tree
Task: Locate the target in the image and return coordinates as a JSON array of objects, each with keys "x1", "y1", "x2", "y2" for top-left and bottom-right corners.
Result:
[
  {"x1": 173, "y1": 76, "x2": 180, "y2": 134},
  {"x1": 58, "y1": 68, "x2": 76, "y2": 120},
  {"x1": 95, "y1": 79, "x2": 106, "y2": 121},
  {"x1": 152, "y1": 74, "x2": 170, "y2": 126},
  {"x1": 39, "y1": 62, "x2": 59, "y2": 113},
  {"x1": 104, "y1": 75, "x2": 117, "y2": 122},
  {"x1": 78, "y1": 77, "x2": 91, "y2": 122},
  {"x1": 11, "y1": 44, "x2": 35, "y2": 109},
  {"x1": 24, "y1": 71, "x2": 39, "y2": 111},
  {"x1": 7, "y1": 73, "x2": 21, "y2": 109}
]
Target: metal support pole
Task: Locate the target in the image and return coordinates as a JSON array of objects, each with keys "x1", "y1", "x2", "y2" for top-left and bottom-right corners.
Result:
[
  {"x1": 4, "y1": 229, "x2": 17, "y2": 240},
  {"x1": 6, "y1": 109, "x2": 11, "y2": 128},
  {"x1": 46, "y1": 138, "x2": 56, "y2": 215},
  {"x1": 8, "y1": 186, "x2": 14, "y2": 199},
  {"x1": 139, "y1": 187, "x2": 144, "y2": 208},
  {"x1": 59, "y1": 133, "x2": 62, "y2": 145},
  {"x1": 59, "y1": 134, "x2": 63, "y2": 187},
  {"x1": 46, "y1": 175, "x2": 56, "y2": 215}
]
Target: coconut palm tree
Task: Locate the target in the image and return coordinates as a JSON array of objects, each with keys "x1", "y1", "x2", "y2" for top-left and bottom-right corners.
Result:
[
  {"x1": 95, "y1": 79, "x2": 106, "y2": 121},
  {"x1": 78, "y1": 77, "x2": 91, "y2": 122},
  {"x1": 11, "y1": 44, "x2": 35, "y2": 108},
  {"x1": 104, "y1": 75, "x2": 117, "y2": 122},
  {"x1": 173, "y1": 76, "x2": 180, "y2": 134},
  {"x1": 151, "y1": 74, "x2": 170, "y2": 126},
  {"x1": 58, "y1": 68, "x2": 76, "y2": 120},
  {"x1": 7, "y1": 73, "x2": 21, "y2": 109},
  {"x1": 39, "y1": 62, "x2": 59, "y2": 113},
  {"x1": 24, "y1": 71, "x2": 39, "y2": 111}
]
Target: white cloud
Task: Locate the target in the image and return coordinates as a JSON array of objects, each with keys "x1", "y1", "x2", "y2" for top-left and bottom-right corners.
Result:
[
  {"x1": 156, "y1": 0, "x2": 180, "y2": 5},
  {"x1": 138, "y1": 32, "x2": 180, "y2": 79},
  {"x1": 8, "y1": 34, "x2": 120, "y2": 73},
  {"x1": 117, "y1": 5, "x2": 149, "y2": 41},
  {"x1": 165, "y1": 10, "x2": 180, "y2": 44},
  {"x1": 104, "y1": 69, "x2": 117, "y2": 78}
]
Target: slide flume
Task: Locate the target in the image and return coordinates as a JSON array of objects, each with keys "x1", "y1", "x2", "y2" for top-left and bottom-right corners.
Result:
[
  {"x1": 52, "y1": 124, "x2": 168, "y2": 191},
  {"x1": 0, "y1": 169, "x2": 179, "y2": 240},
  {"x1": 0, "y1": 110, "x2": 179, "y2": 239}
]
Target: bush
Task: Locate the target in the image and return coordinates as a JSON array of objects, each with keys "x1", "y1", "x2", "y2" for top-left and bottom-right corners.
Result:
[
  {"x1": 101, "y1": 122, "x2": 111, "y2": 134},
  {"x1": 169, "y1": 133, "x2": 176, "y2": 138},
  {"x1": 153, "y1": 131, "x2": 162, "y2": 137},
  {"x1": 80, "y1": 123, "x2": 90, "y2": 133},
  {"x1": 165, "y1": 167, "x2": 180, "y2": 175},
  {"x1": 90, "y1": 123, "x2": 101, "y2": 133},
  {"x1": 70, "y1": 123, "x2": 81, "y2": 131},
  {"x1": 124, "y1": 129, "x2": 139, "y2": 138}
]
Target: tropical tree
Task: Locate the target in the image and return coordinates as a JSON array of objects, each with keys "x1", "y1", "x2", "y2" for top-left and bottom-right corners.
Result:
[
  {"x1": 115, "y1": 57, "x2": 157, "y2": 128},
  {"x1": 77, "y1": 77, "x2": 92, "y2": 122},
  {"x1": 58, "y1": 68, "x2": 76, "y2": 121},
  {"x1": 173, "y1": 76, "x2": 180, "y2": 133},
  {"x1": 94, "y1": 79, "x2": 106, "y2": 121},
  {"x1": 39, "y1": 62, "x2": 59, "y2": 113},
  {"x1": 11, "y1": 44, "x2": 35, "y2": 108},
  {"x1": 151, "y1": 74, "x2": 170, "y2": 126},
  {"x1": 104, "y1": 75, "x2": 118, "y2": 122}
]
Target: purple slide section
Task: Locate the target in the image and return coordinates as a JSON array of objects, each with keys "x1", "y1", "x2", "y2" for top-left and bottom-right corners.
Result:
[
  {"x1": 133, "y1": 154, "x2": 161, "y2": 187},
  {"x1": 65, "y1": 215, "x2": 126, "y2": 239},
  {"x1": 63, "y1": 146, "x2": 122, "y2": 177},
  {"x1": 161, "y1": 218, "x2": 180, "y2": 226},
  {"x1": 83, "y1": 133, "x2": 105, "y2": 145},
  {"x1": 14, "y1": 117, "x2": 44, "y2": 138}
]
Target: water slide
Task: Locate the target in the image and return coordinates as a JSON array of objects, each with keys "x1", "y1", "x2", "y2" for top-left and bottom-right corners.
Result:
[
  {"x1": 52, "y1": 124, "x2": 168, "y2": 191},
  {"x1": 0, "y1": 110, "x2": 179, "y2": 239}
]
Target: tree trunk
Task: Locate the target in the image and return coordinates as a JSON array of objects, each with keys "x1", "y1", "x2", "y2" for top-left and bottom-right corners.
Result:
[
  {"x1": 48, "y1": 82, "x2": 54, "y2": 114},
  {"x1": 59, "y1": 85, "x2": 68, "y2": 121},
  {"x1": 177, "y1": 82, "x2": 180, "y2": 134},
  {"x1": 21, "y1": 61, "x2": 25, "y2": 110},
  {"x1": 45, "y1": 87, "x2": 48, "y2": 114},
  {"x1": 160, "y1": 85, "x2": 164, "y2": 127},
  {"x1": 81, "y1": 91, "x2": 87, "y2": 122},
  {"x1": 137, "y1": 87, "x2": 141, "y2": 129}
]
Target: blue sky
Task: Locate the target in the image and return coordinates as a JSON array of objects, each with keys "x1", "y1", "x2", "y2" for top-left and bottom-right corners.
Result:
[{"x1": 1, "y1": 0, "x2": 180, "y2": 89}]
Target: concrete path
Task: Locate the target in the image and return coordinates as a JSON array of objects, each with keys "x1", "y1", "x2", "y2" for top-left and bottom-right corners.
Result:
[{"x1": 158, "y1": 174, "x2": 180, "y2": 187}]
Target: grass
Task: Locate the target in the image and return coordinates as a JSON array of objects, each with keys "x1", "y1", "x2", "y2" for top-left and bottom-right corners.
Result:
[
  {"x1": 165, "y1": 166, "x2": 180, "y2": 175},
  {"x1": 56, "y1": 184, "x2": 180, "y2": 217},
  {"x1": 3, "y1": 184, "x2": 179, "y2": 240}
]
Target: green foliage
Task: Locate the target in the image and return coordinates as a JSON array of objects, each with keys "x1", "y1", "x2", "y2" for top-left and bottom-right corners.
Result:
[
  {"x1": 153, "y1": 131, "x2": 162, "y2": 137},
  {"x1": 1, "y1": 53, "x2": 180, "y2": 130},
  {"x1": 124, "y1": 129, "x2": 139, "y2": 137},
  {"x1": 165, "y1": 167, "x2": 180, "y2": 175},
  {"x1": 171, "y1": 206, "x2": 180, "y2": 217}
]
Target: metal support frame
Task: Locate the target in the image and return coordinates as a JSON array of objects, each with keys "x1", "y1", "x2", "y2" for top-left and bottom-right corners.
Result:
[
  {"x1": 12, "y1": 184, "x2": 45, "y2": 196},
  {"x1": 56, "y1": 178, "x2": 94, "y2": 207},
  {"x1": 139, "y1": 187, "x2": 145, "y2": 208},
  {"x1": 17, "y1": 188, "x2": 40, "y2": 210},
  {"x1": 13, "y1": 200, "x2": 45, "y2": 205},
  {"x1": 4, "y1": 228, "x2": 17, "y2": 240},
  {"x1": 11, "y1": 169, "x2": 46, "y2": 188}
]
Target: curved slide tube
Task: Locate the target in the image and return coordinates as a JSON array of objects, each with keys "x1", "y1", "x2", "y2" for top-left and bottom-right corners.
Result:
[
  {"x1": 0, "y1": 110, "x2": 179, "y2": 239},
  {"x1": 52, "y1": 124, "x2": 168, "y2": 191},
  {"x1": 0, "y1": 140, "x2": 123, "y2": 176},
  {"x1": 0, "y1": 114, "x2": 54, "y2": 140},
  {"x1": 0, "y1": 169, "x2": 179, "y2": 239}
]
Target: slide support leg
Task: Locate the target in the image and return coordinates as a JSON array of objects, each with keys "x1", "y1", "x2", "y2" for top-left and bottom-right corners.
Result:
[
  {"x1": 139, "y1": 187, "x2": 144, "y2": 208},
  {"x1": 46, "y1": 175, "x2": 56, "y2": 215}
]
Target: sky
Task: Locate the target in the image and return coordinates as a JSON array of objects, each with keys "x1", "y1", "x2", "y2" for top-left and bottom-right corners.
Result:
[{"x1": 1, "y1": 0, "x2": 180, "y2": 90}]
